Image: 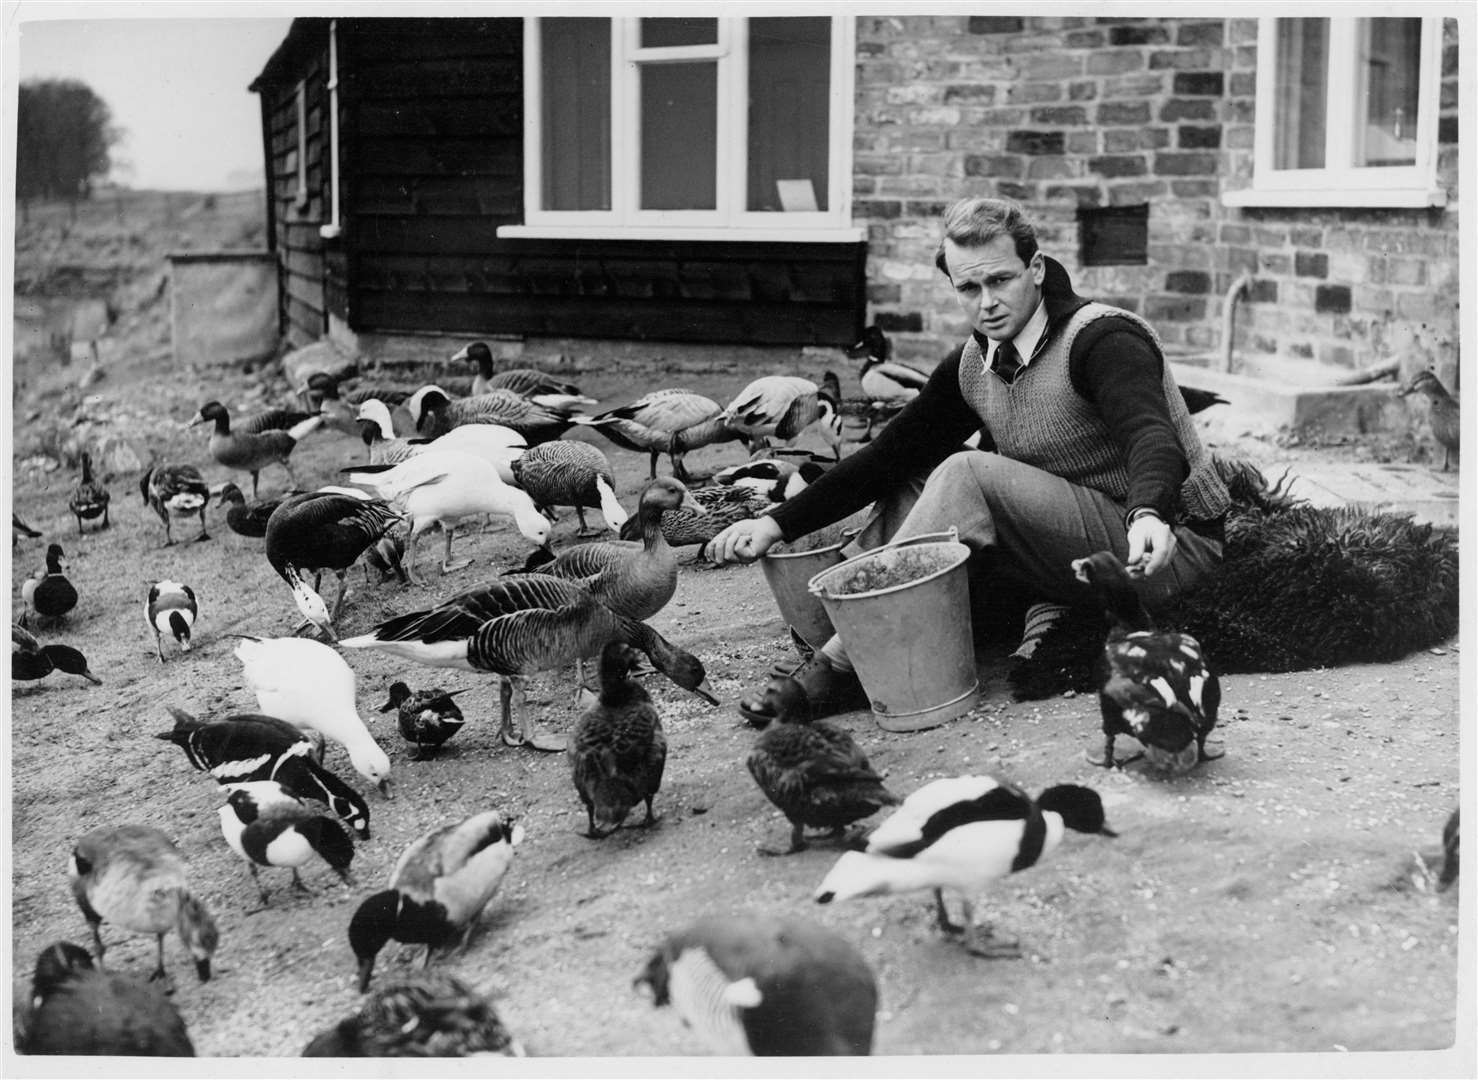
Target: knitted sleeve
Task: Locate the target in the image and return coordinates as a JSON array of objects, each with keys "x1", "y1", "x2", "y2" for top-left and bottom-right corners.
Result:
[
  {"x1": 766, "y1": 344, "x2": 984, "y2": 542},
  {"x1": 1068, "y1": 319, "x2": 1189, "y2": 523}
]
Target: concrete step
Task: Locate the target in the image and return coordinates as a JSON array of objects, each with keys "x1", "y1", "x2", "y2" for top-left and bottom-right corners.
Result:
[
  {"x1": 1171, "y1": 362, "x2": 1406, "y2": 436},
  {"x1": 1275, "y1": 460, "x2": 1460, "y2": 526}
]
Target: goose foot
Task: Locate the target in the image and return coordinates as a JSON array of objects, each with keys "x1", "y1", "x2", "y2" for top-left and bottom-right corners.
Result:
[
  {"x1": 442, "y1": 557, "x2": 472, "y2": 573},
  {"x1": 502, "y1": 724, "x2": 566, "y2": 752},
  {"x1": 961, "y1": 926, "x2": 1023, "y2": 960},
  {"x1": 194, "y1": 531, "x2": 212, "y2": 543},
  {"x1": 1198, "y1": 738, "x2": 1227, "y2": 762}
]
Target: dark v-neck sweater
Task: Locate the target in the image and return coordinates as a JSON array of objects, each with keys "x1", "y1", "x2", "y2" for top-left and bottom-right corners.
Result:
[{"x1": 768, "y1": 256, "x2": 1229, "y2": 542}]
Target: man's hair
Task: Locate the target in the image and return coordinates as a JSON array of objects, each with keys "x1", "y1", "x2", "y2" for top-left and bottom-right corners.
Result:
[{"x1": 934, "y1": 197, "x2": 1039, "y2": 277}]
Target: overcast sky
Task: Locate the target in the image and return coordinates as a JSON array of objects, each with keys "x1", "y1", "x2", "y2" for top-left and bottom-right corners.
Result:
[{"x1": 13, "y1": 15, "x2": 293, "y2": 191}]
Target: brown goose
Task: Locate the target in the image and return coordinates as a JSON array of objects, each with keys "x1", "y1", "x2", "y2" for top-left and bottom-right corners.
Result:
[
  {"x1": 571, "y1": 388, "x2": 741, "y2": 481},
  {"x1": 190, "y1": 401, "x2": 324, "y2": 499},
  {"x1": 511, "y1": 439, "x2": 627, "y2": 537},
  {"x1": 341, "y1": 573, "x2": 719, "y2": 751},
  {"x1": 532, "y1": 476, "x2": 689, "y2": 619}
]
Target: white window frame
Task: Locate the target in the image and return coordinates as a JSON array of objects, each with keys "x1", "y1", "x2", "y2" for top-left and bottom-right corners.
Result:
[
  {"x1": 291, "y1": 79, "x2": 310, "y2": 211},
  {"x1": 500, "y1": 15, "x2": 863, "y2": 242},
  {"x1": 1224, "y1": 17, "x2": 1446, "y2": 209}
]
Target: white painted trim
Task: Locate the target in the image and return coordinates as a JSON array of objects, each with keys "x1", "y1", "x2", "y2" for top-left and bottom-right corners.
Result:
[
  {"x1": 496, "y1": 225, "x2": 867, "y2": 243},
  {"x1": 1230, "y1": 16, "x2": 1445, "y2": 210},
  {"x1": 319, "y1": 20, "x2": 342, "y2": 240}
]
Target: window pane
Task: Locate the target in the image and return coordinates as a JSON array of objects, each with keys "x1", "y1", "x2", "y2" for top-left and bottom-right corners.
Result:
[
  {"x1": 640, "y1": 18, "x2": 716, "y2": 48},
  {"x1": 640, "y1": 62, "x2": 716, "y2": 210},
  {"x1": 541, "y1": 19, "x2": 611, "y2": 211},
  {"x1": 747, "y1": 17, "x2": 831, "y2": 212},
  {"x1": 1273, "y1": 19, "x2": 1328, "y2": 170},
  {"x1": 1356, "y1": 18, "x2": 1421, "y2": 167}
]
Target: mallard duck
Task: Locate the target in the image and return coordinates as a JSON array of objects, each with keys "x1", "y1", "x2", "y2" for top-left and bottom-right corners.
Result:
[
  {"x1": 379, "y1": 681, "x2": 469, "y2": 759},
  {"x1": 67, "y1": 451, "x2": 111, "y2": 533},
  {"x1": 302, "y1": 971, "x2": 525, "y2": 1057},
  {"x1": 16, "y1": 942, "x2": 194, "y2": 1056},
  {"x1": 1438, "y1": 808, "x2": 1459, "y2": 892},
  {"x1": 509, "y1": 439, "x2": 627, "y2": 537},
  {"x1": 1399, "y1": 367, "x2": 1460, "y2": 471},
  {"x1": 21, "y1": 543, "x2": 78, "y2": 625},
  {"x1": 746, "y1": 677, "x2": 899, "y2": 856},
  {"x1": 722, "y1": 373, "x2": 843, "y2": 460},
  {"x1": 453, "y1": 341, "x2": 595, "y2": 409},
  {"x1": 145, "y1": 580, "x2": 198, "y2": 662},
  {"x1": 213, "y1": 481, "x2": 290, "y2": 538},
  {"x1": 846, "y1": 326, "x2": 929, "y2": 441},
  {"x1": 344, "y1": 451, "x2": 551, "y2": 585},
  {"x1": 155, "y1": 707, "x2": 371, "y2": 840},
  {"x1": 363, "y1": 531, "x2": 410, "y2": 585},
  {"x1": 12, "y1": 624, "x2": 101, "y2": 685},
  {"x1": 347, "y1": 809, "x2": 523, "y2": 992},
  {"x1": 814, "y1": 775, "x2": 1116, "y2": 958},
  {"x1": 635, "y1": 913, "x2": 878, "y2": 1056},
  {"x1": 340, "y1": 574, "x2": 719, "y2": 752},
  {"x1": 571, "y1": 388, "x2": 741, "y2": 481},
  {"x1": 218, "y1": 784, "x2": 356, "y2": 906},
  {"x1": 533, "y1": 476, "x2": 689, "y2": 620},
  {"x1": 1072, "y1": 550, "x2": 1223, "y2": 775},
  {"x1": 263, "y1": 489, "x2": 404, "y2": 637},
  {"x1": 139, "y1": 464, "x2": 211, "y2": 546},
  {"x1": 569, "y1": 641, "x2": 668, "y2": 838},
  {"x1": 68, "y1": 824, "x2": 220, "y2": 984},
  {"x1": 190, "y1": 400, "x2": 323, "y2": 498},
  {"x1": 13, "y1": 512, "x2": 43, "y2": 543},
  {"x1": 234, "y1": 635, "x2": 393, "y2": 797},
  {"x1": 408, "y1": 384, "x2": 583, "y2": 445}
]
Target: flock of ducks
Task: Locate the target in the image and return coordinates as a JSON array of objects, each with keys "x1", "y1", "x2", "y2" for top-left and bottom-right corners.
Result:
[{"x1": 11, "y1": 332, "x2": 1462, "y2": 1058}]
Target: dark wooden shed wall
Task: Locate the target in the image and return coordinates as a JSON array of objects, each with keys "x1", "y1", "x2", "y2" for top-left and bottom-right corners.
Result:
[{"x1": 255, "y1": 17, "x2": 865, "y2": 347}]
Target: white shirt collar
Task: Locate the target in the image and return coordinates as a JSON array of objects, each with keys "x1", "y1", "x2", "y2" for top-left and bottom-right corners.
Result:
[{"x1": 987, "y1": 298, "x2": 1049, "y2": 370}]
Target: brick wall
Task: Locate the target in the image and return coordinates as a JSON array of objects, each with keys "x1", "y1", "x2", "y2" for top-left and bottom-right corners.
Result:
[{"x1": 853, "y1": 15, "x2": 1462, "y2": 390}]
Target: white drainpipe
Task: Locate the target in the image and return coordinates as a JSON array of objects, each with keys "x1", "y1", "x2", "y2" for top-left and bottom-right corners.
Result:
[{"x1": 319, "y1": 19, "x2": 342, "y2": 240}]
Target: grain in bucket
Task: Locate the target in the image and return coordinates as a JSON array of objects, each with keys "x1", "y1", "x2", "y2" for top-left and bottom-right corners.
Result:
[{"x1": 807, "y1": 529, "x2": 978, "y2": 732}]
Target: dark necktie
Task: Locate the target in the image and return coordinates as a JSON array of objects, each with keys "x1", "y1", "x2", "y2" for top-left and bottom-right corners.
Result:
[{"x1": 993, "y1": 339, "x2": 1022, "y2": 383}]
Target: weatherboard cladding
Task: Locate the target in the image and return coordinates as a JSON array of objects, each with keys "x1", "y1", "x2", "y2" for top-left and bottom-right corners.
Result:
[{"x1": 252, "y1": 17, "x2": 864, "y2": 346}]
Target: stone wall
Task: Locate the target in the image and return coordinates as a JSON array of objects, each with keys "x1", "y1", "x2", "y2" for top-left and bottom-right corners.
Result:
[{"x1": 852, "y1": 15, "x2": 1462, "y2": 389}]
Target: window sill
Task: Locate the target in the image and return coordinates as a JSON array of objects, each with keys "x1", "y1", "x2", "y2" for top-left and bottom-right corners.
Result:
[
  {"x1": 1222, "y1": 187, "x2": 1448, "y2": 209},
  {"x1": 497, "y1": 224, "x2": 867, "y2": 243}
]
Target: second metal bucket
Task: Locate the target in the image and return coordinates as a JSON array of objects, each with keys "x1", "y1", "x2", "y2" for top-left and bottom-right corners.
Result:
[
  {"x1": 807, "y1": 529, "x2": 978, "y2": 732},
  {"x1": 759, "y1": 534, "x2": 853, "y2": 650}
]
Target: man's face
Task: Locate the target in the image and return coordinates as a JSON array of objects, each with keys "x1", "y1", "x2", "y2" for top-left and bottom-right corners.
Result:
[{"x1": 943, "y1": 234, "x2": 1045, "y2": 343}]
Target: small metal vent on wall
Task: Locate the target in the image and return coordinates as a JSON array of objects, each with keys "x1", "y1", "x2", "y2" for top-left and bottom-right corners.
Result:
[{"x1": 1078, "y1": 204, "x2": 1149, "y2": 266}]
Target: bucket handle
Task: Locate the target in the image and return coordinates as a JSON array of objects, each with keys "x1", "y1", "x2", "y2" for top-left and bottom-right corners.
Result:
[{"x1": 806, "y1": 526, "x2": 961, "y2": 599}]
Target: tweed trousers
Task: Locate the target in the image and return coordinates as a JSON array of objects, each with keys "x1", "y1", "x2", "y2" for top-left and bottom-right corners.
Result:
[{"x1": 836, "y1": 449, "x2": 1223, "y2": 627}]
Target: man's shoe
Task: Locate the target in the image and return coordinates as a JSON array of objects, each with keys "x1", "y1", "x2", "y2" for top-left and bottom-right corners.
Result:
[{"x1": 738, "y1": 653, "x2": 868, "y2": 727}]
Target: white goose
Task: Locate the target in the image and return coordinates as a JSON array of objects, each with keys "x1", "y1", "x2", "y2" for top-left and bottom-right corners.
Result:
[
  {"x1": 343, "y1": 449, "x2": 551, "y2": 584},
  {"x1": 232, "y1": 635, "x2": 394, "y2": 797},
  {"x1": 355, "y1": 399, "x2": 527, "y2": 483}
]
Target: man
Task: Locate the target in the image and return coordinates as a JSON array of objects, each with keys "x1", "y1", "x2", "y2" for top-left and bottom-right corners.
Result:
[{"x1": 706, "y1": 196, "x2": 1231, "y2": 724}]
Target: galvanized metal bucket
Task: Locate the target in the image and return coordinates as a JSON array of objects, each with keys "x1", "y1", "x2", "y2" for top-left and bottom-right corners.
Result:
[
  {"x1": 807, "y1": 529, "x2": 978, "y2": 732},
  {"x1": 759, "y1": 531, "x2": 855, "y2": 651}
]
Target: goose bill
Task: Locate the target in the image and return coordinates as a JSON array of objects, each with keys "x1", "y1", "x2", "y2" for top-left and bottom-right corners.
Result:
[{"x1": 691, "y1": 679, "x2": 720, "y2": 706}]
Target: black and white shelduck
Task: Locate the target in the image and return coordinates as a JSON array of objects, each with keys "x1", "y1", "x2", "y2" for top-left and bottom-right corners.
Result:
[
  {"x1": 21, "y1": 543, "x2": 79, "y2": 625},
  {"x1": 68, "y1": 450, "x2": 111, "y2": 533},
  {"x1": 1072, "y1": 549, "x2": 1223, "y2": 775},
  {"x1": 302, "y1": 971, "x2": 525, "y2": 1057},
  {"x1": 347, "y1": 809, "x2": 523, "y2": 992},
  {"x1": 814, "y1": 775, "x2": 1117, "y2": 958},
  {"x1": 12, "y1": 623, "x2": 101, "y2": 686},
  {"x1": 378, "y1": 681, "x2": 470, "y2": 760},
  {"x1": 68, "y1": 824, "x2": 220, "y2": 984},
  {"x1": 16, "y1": 942, "x2": 195, "y2": 1056},
  {"x1": 139, "y1": 463, "x2": 211, "y2": 546},
  {"x1": 218, "y1": 782, "x2": 356, "y2": 906},
  {"x1": 145, "y1": 580, "x2": 198, "y2": 662},
  {"x1": 847, "y1": 325, "x2": 930, "y2": 440},
  {"x1": 746, "y1": 677, "x2": 899, "y2": 856},
  {"x1": 721, "y1": 374, "x2": 844, "y2": 461},
  {"x1": 634, "y1": 913, "x2": 879, "y2": 1056},
  {"x1": 155, "y1": 706, "x2": 372, "y2": 840}
]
